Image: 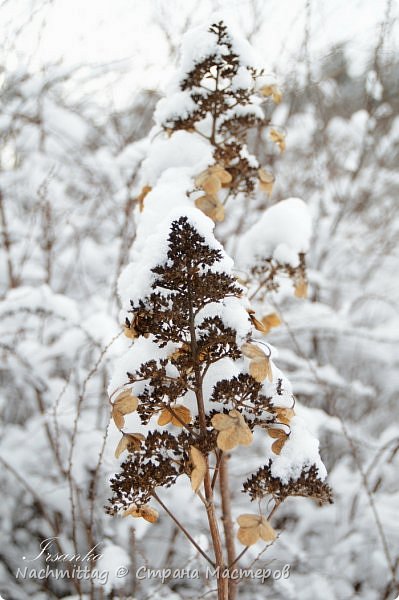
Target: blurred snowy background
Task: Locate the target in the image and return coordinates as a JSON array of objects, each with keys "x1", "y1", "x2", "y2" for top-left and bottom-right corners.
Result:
[{"x1": 0, "y1": 1, "x2": 398, "y2": 599}]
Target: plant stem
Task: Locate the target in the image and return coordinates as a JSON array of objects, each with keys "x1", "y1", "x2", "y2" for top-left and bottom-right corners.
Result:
[
  {"x1": 219, "y1": 454, "x2": 237, "y2": 600},
  {"x1": 187, "y1": 281, "x2": 229, "y2": 600},
  {"x1": 152, "y1": 491, "x2": 215, "y2": 568}
]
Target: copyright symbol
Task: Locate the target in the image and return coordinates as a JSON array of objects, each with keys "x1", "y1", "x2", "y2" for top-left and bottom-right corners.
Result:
[{"x1": 116, "y1": 566, "x2": 129, "y2": 578}]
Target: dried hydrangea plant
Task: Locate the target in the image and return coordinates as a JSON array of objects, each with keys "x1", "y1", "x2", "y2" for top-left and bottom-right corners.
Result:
[{"x1": 106, "y1": 21, "x2": 332, "y2": 600}]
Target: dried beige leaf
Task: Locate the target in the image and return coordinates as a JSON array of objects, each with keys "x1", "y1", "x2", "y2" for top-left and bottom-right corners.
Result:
[
  {"x1": 115, "y1": 434, "x2": 129, "y2": 458},
  {"x1": 258, "y1": 168, "x2": 275, "y2": 195},
  {"x1": 269, "y1": 128, "x2": 286, "y2": 153},
  {"x1": 237, "y1": 514, "x2": 261, "y2": 528},
  {"x1": 294, "y1": 279, "x2": 308, "y2": 299},
  {"x1": 209, "y1": 164, "x2": 233, "y2": 185},
  {"x1": 123, "y1": 323, "x2": 137, "y2": 339},
  {"x1": 195, "y1": 195, "x2": 225, "y2": 222},
  {"x1": 115, "y1": 433, "x2": 145, "y2": 458},
  {"x1": 157, "y1": 408, "x2": 172, "y2": 426},
  {"x1": 190, "y1": 446, "x2": 207, "y2": 492},
  {"x1": 212, "y1": 409, "x2": 253, "y2": 451},
  {"x1": 235, "y1": 422, "x2": 253, "y2": 446},
  {"x1": 260, "y1": 84, "x2": 282, "y2": 104},
  {"x1": 258, "y1": 168, "x2": 275, "y2": 184},
  {"x1": 202, "y1": 174, "x2": 222, "y2": 195},
  {"x1": 123, "y1": 504, "x2": 159, "y2": 523},
  {"x1": 237, "y1": 525, "x2": 260, "y2": 546},
  {"x1": 170, "y1": 405, "x2": 192, "y2": 427},
  {"x1": 267, "y1": 427, "x2": 287, "y2": 439},
  {"x1": 114, "y1": 390, "x2": 138, "y2": 415},
  {"x1": 217, "y1": 428, "x2": 241, "y2": 451},
  {"x1": 136, "y1": 185, "x2": 152, "y2": 212},
  {"x1": 236, "y1": 513, "x2": 277, "y2": 546},
  {"x1": 139, "y1": 505, "x2": 159, "y2": 523},
  {"x1": 261, "y1": 312, "x2": 282, "y2": 333},
  {"x1": 249, "y1": 357, "x2": 272, "y2": 383},
  {"x1": 248, "y1": 310, "x2": 269, "y2": 333},
  {"x1": 271, "y1": 437, "x2": 286, "y2": 455},
  {"x1": 260, "y1": 180, "x2": 274, "y2": 196},
  {"x1": 241, "y1": 342, "x2": 266, "y2": 360},
  {"x1": 112, "y1": 408, "x2": 125, "y2": 430},
  {"x1": 274, "y1": 407, "x2": 295, "y2": 425},
  {"x1": 158, "y1": 405, "x2": 192, "y2": 427},
  {"x1": 259, "y1": 519, "x2": 277, "y2": 542}
]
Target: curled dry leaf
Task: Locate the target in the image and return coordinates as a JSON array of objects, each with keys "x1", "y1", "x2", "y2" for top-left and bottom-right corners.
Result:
[
  {"x1": 236, "y1": 513, "x2": 277, "y2": 546},
  {"x1": 136, "y1": 185, "x2": 152, "y2": 212},
  {"x1": 261, "y1": 312, "x2": 282, "y2": 333},
  {"x1": 274, "y1": 407, "x2": 295, "y2": 426},
  {"x1": 158, "y1": 405, "x2": 192, "y2": 427},
  {"x1": 241, "y1": 342, "x2": 272, "y2": 383},
  {"x1": 271, "y1": 437, "x2": 287, "y2": 455},
  {"x1": 123, "y1": 504, "x2": 159, "y2": 523},
  {"x1": 211, "y1": 409, "x2": 253, "y2": 451},
  {"x1": 190, "y1": 446, "x2": 207, "y2": 492},
  {"x1": 267, "y1": 427, "x2": 287, "y2": 439},
  {"x1": 115, "y1": 433, "x2": 145, "y2": 458},
  {"x1": 247, "y1": 309, "x2": 268, "y2": 333},
  {"x1": 269, "y1": 128, "x2": 286, "y2": 153}
]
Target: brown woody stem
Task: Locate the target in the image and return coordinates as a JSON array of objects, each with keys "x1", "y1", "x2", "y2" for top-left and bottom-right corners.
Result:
[
  {"x1": 188, "y1": 282, "x2": 229, "y2": 600},
  {"x1": 219, "y1": 454, "x2": 238, "y2": 600},
  {"x1": 152, "y1": 491, "x2": 215, "y2": 568}
]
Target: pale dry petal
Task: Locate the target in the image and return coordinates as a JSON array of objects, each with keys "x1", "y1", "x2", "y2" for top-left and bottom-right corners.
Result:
[
  {"x1": 267, "y1": 427, "x2": 287, "y2": 439},
  {"x1": 202, "y1": 174, "x2": 222, "y2": 195},
  {"x1": 237, "y1": 514, "x2": 261, "y2": 528},
  {"x1": 237, "y1": 526, "x2": 260, "y2": 546},
  {"x1": 158, "y1": 408, "x2": 172, "y2": 426},
  {"x1": 294, "y1": 279, "x2": 308, "y2": 299},
  {"x1": 271, "y1": 437, "x2": 287, "y2": 455},
  {"x1": 236, "y1": 425, "x2": 253, "y2": 447},
  {"x1": 115, "y1": 435, "x2": 129, "y2": 458},
  {"x1": 259, "y1": 519, "x2": 277, "y2": 542},
  {"x1": 170, "y1": 405, "x2": 192, "y2": 427},
  {"x1": 190, "y1": 446, "x2": 207, "y2": 492},
  {"x1": 112, "y1": 408, "x2": 125, "y2": 430},
  {"x1": 217, "y1": 428, "x2": 240, "y2": 451},
  {"x1": 261, "y1": 313, "x2": 281, "y2": 330},
  {"x1": 249, "y1": 357, "x2": 272, "y2": 382},
  {"x1": 195, "y1": 195, "x2": 225, "y2": 222},
  {"x1": 269, "y1": 128, "x2": 286, "y2": 152},
  {"x1": 139, "y1": 505, "x2": 159, "y2": 523},
  {"x1": 241, "y1": 342, "x2": 266, "y2": 360},
  {"x1": 211, "y1": 413, "x2": 235, "y2": 431},
  {"x1": 114, "y1": 390, "x2": 138, "y2": 415}
]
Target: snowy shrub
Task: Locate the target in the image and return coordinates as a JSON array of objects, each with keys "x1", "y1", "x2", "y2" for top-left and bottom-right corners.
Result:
[{"x1": 107, "y1": 21, "x2": 331, "y2": 600}]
